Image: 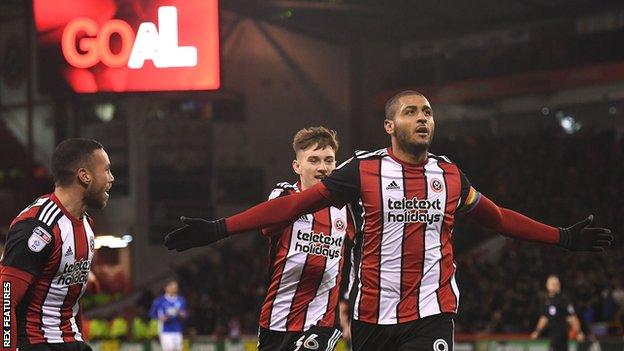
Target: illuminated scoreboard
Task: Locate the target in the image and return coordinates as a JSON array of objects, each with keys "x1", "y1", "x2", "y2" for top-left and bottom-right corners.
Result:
[{"x1": 34, "y1": 0, "x2": 220, "y2": 93}]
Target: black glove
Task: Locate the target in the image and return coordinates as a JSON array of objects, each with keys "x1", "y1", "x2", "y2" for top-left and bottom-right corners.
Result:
[
  {"x1": 558, "y1": 215, "x2": 613, "y2": 252},
  {"x1": 164, "y1": 216, "x2": 227, "y2": 251}
]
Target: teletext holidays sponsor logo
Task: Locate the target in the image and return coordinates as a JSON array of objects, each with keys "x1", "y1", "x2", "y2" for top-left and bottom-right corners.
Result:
[
  {"x1": 57, "y1": 259, "x2": 91, "y2": 286},
  {"x1": 387, "y1": 197, "x2": 442, "y2": 224},
  {"x1": 3, "y1": 282, "x2": 10, "y2": 347},
  {"x1": 295, "y1": 230, "x2": 342, "y2": 259}
]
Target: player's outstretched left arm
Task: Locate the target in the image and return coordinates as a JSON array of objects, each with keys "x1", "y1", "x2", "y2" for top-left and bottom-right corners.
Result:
[
  {"x1": 464, "y1": 188, "x2": 614, "y2": 252},
  {"x1": 163, "y1": 217, "x2": 227, "y2": 252},
  {"x1": 164, "y1": 182, "x2": 335, "y2": 251}
]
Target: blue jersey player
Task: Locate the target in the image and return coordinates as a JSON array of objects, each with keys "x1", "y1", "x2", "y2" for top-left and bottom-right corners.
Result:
[{"x1": 149, "y1": 280, "x2": 187, "y2": 351}]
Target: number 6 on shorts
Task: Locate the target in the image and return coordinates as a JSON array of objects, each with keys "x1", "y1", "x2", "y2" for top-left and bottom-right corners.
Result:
[{"x1": 294, "y1": 333, "x2": 319, "y2": 350}]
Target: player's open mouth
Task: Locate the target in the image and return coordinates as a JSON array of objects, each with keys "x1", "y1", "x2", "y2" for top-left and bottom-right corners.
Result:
[
  {"x1": 416, "y1": 126, "x2": 429, "y2": 136},
  {"x1": 315, "y1": 175, "x2": 326, "y2": 180}
]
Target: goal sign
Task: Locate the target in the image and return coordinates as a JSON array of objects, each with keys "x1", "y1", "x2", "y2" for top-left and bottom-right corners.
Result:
[{"x1": 34, "y1": 0, "x2": 220, "y2": 93}]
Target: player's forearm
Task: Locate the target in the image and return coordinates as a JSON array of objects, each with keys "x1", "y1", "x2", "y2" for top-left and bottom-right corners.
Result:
[
  {"x1": 0, "y1": 266, "x2": 33, "y2": 351},
  {"x1": 226, "y1": 182, "x2": 334, "y2": 234},
  {"x1": 339, "y1": 300, "x2": 349, "y2": 320},
  {"x1": 467, "y1": 194, "x2": 559, "y2": 244},
  {"x1": 86, "y1": 272, "x2": 100, "y2": 294},
  {"x1": 568, "y1": 316, "x2": 582, "y2": 333},
  {"x1": 534, "y1": 316, "x2": 548, "y2": 334}
]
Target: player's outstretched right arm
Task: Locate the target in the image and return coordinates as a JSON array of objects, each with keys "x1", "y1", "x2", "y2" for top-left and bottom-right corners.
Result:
[
  {"x1": 164, "y1": 182, "x2": 335, "y2": 251},
  {"x1": 466, "y1": 192, "x2": 613, "y2": 252},
  {"x1": 260, "y1": 184, "x2": 297, "y2": 237}
]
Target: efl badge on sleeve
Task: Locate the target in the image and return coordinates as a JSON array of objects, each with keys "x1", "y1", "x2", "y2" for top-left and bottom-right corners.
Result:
[{"x1": 28, "y1": 226, "x2": 52, "y2": 252}]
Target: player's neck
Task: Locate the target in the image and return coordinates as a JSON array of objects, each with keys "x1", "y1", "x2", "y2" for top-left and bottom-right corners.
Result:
[
  {"x1": 54, "y1": 186, "x2": 87, "y2": 220},
  {"x1": 299, "y1": 180, "x2": 312, "y2": 191},
  {"x1": 390, "y1": 141, "x2": 428, "y2": 165}
]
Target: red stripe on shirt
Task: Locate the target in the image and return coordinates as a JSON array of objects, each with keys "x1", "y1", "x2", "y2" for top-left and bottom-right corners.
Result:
[
  {"x1": 317, "y1": 210, "x2": 356, "y2": 327},
  {"x1": 437, "y1": 163, "x2": 461, "y2": 312},
  {"x1": 397, "y1": 164, "x2": 426, "y2": 322},
  {"x1": 259, "y1": 223, "x2": 295, "y2": 329},
  {"x1": 25, "y1": 224, "x2": 62, "y2": 344},
  {"x1": 357, "y1": 159, "x2": 383, "y2": 323}
]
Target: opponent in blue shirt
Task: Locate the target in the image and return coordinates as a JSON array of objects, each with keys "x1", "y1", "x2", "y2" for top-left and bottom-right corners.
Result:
[{"x1": 149, "y1": 280, "x2": 187, "y2": 351}]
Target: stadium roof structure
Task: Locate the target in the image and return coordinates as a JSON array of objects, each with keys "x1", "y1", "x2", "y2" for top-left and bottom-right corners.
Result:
[
  {"x1": 223, "y1": 0, "x2": 624, "y2": 43},
  {"x1": 1, "y1": 0, "x2": 622, "y2": 43},
  {"x1": 0, "y1": 0, "x2": 24, "y2": 23}
]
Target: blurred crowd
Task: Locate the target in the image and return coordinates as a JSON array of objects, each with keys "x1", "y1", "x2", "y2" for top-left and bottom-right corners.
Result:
[
  {"x1": 448, "y1": 125, "x2": 624, "y2": 335},
  {"x1": 172, "y1": 240, "x2": 268, "y2": 337},
  {"x1": 144, "y1": 125, "x2": 624, "y2": 337},
  {"x1": 456, "y1": 242, "x2": 624, "y2": 335}
]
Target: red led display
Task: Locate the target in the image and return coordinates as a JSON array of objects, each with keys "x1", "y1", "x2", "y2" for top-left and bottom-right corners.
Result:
[{"x1": 34, "y1": 0, "x2": 220, "y2": 93}]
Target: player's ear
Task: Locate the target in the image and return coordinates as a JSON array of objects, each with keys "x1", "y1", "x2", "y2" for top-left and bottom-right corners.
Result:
[
  {"x1": 77, "y1": 167, "x2": 91, "y2": 186},
  {"x1": 292, "y1": 159, "x2": 302, "y2": 175},
  {"x1": 384, "y1": 119, "x2": 394, "y2": 135}
]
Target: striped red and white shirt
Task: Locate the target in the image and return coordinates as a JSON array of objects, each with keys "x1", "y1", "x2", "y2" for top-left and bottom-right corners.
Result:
[
  {"x1": 1, "y1": 193, "x2": 95, "y2": 346},
  {"x1": 259, "y1": 182, "x2": 356, "y2": 332},
  {"x1": 322, "y1": 148, "x2": 478, "y2": 325}
]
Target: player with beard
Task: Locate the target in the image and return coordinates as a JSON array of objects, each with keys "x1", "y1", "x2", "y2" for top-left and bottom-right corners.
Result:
[
  {"x1": 165, "y1": 91, "x2": 613, "y2": 351},
  {"x1": 1, "y1": 138, "x2": 114, "y2": 351}
]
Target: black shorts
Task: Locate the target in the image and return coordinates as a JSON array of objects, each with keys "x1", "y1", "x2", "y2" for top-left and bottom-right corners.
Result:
[
  {"x1": 19, "y1": 342, "x2": 93, "y2": 351},
  {"x1": 549, "y1": 336, "x2": 569, "y2": 351},
  {"x1": 258, "y1": 326, "x2": 342, "y2": 351},
  {"x1": 351, "y1": 313, "x2": 454, "y2": 351}
]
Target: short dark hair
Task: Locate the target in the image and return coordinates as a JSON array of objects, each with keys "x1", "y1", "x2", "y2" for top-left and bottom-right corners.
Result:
[
  {"x1": 384, "y1": 90, "x2": 424, "y2": 120},
  {"x1": 292, "y1": 126, "x2": 339, "y2": 154},
  {"x1": 51, "y1": 138, "x2": 104, "y2": 187}
]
